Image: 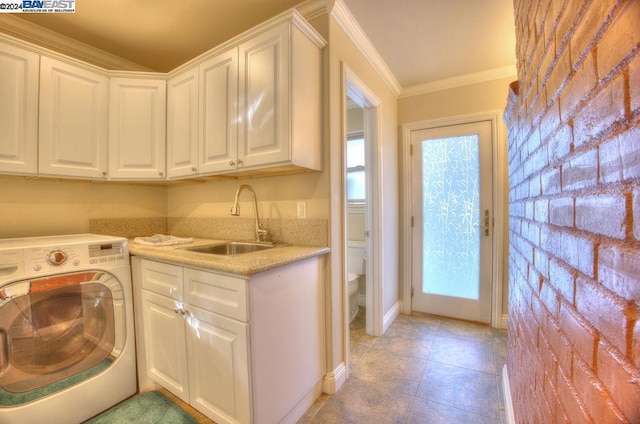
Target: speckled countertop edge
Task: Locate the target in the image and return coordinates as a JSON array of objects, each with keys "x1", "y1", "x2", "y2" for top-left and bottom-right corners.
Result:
[{"x1": 128, "y1": 238, "x2": 330, "y2": 276}]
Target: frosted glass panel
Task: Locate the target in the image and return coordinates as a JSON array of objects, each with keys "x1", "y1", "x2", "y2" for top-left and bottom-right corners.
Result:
[
  {"x1": 347, "y1": 169, "x2": 366, "y2": 201},
  {"x1": 421, "y1": 135, "x2": 480, "y2": 299},
  {"x1": 347, "y1": 136, "x2": 366, "y2": 202}
]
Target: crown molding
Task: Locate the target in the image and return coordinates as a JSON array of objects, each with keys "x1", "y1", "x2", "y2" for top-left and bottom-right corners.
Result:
[
  {"x1": 296, "y1": 0, "x2": 334, "y2": 22},
  {"x1": 400, "y1": 65, "x2": 517, "y2": 98},
  {"x1": 0, "y1": 15, "x2": 151, "y2": 71},
  {"x1": 331, "y1": 0, "x2": 402, "y2": 97}
]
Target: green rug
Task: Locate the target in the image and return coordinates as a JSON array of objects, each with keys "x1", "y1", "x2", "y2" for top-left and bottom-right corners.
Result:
[
  {"x1": 0, "y1": 359, "x2": 112, "y2": 406},
  {"x1": 86, "y1": 391, "x2": 197, "y2": 424}
]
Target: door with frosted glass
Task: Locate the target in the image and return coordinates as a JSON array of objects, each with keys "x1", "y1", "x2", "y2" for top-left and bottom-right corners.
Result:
[{"x1": 411, "y1": 121, "x2": 493, "y2": 323}]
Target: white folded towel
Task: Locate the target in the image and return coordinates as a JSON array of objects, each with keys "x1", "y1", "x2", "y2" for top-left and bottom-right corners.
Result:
[{"x1": 134, "y1": 234, "x2": 193, "y2": 246}]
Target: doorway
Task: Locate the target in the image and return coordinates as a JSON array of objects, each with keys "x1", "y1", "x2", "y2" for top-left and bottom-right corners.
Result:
[
  {"x1": 342, "y1": 64, "x2": 382, "y2": 369},
  {"x1": 411, "y1": 121, "x2": 493, "y2": 322}
]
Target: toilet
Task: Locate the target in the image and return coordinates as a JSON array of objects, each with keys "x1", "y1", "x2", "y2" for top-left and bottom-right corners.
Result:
[{"x1": 347, "y1": 241, "x2": 366, "y2": 323}]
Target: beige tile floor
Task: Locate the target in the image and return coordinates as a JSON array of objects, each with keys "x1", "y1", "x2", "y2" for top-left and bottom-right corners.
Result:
[{"x1": 298, "y1": 308, "x2": 508, "y2": 424}]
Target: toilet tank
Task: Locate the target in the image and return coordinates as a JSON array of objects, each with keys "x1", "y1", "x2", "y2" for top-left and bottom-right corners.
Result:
[{"x1": 347, "y1": 241, "x2": 366, "y2": 275}]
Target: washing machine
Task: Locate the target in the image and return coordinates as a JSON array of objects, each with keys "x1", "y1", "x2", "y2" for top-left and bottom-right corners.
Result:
[{"x1": 0, "y1": 234, "x2": 136, "y2": 424}]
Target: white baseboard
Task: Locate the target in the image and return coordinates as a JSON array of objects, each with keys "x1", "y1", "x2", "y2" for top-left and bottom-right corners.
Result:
[
  {"x1": 382, "y1": 301, "x2": 400, "y2": 334},
  {"x1": 501, "y1": 313, "x2": 509, "y2": 329},
  {"x1": 502, "y1": 364, "x2": 516, "y2": 424},
  {"x1": 323, "y1": 362, "x2": 346, "y2": 394}
]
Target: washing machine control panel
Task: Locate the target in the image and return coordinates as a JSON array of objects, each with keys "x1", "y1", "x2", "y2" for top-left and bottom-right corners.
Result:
[
  {"x1": 46, "y1": 249, "x2": 68, "y2": 266},
  {"x1": 16, "y1": 242, "x2": 126, "y2": 277},
  {"x1": 0, "y1": 235, "x2": 128, "y2": 280}
]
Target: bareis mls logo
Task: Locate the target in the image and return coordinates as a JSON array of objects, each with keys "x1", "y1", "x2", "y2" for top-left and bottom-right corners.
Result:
[{"x1": 0, "y1": 0, "x2": 75, "y2": 12}]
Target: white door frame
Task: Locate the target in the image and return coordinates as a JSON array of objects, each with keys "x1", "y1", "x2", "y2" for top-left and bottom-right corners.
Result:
[
  {"x1": 401, "y1": 111, "x2": 506, "y2": 328},
  {"x1": 342, "y1": 63, "x2": 383, "y2": 349}
]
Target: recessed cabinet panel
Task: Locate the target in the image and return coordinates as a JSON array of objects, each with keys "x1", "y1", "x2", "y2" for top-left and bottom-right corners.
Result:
[
  {"x1": 140, "y1": 260, "x2": 183, "y2": 299},
  {"x1": 39, "y1": 56, "x2": 108, "y2": 178},
  {"x1": 187, "y1": 306, "x2": 250, "y2": 424},
  {"x1": 0, "y1": 41, "x2": 38, "y2": 175},
  {"x1": 200, "y1": 49, "x2": 238, "y2": 173},
  {"x1": 141, "y1": 290, "x2": 190, "y2": 402},
  {"x1": 167, "y1": 68, "x2": 199, "y2": 178},
  {"x1": 109, "y1": 78, "x2": 166, "y2": 179},
  {"x1": 184, "y1": 268, "x2": 247, "y2": 321},
  {"x1": 238, "y1": 25, "x2": 290, "y2": 168},
  {"x1": 167, "y1": 69, "x2": 199, "y2": 178}
]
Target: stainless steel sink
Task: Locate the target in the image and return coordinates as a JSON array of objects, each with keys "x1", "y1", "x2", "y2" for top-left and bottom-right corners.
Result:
[{"x1": 183, "y1": 241, "x2": 276, "y2": 256}]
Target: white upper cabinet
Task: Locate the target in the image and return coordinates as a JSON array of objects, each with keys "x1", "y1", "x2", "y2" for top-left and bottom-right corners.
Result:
[
  {"x1": 236, "y1": 14, "x2": 324, "y2": 173},
  {"x1": 167, "y1": 68, "x2": 199, "y2": 178},
  {"x1": 38, "y1": 56, "x2": 108, "y2": 179},
  {"x1": 0, "y1": 41, "x2": 39, "y2": 176},
  {"x1": 109, "y1": 78, "x2": 166, "y2": 179},
  {"x1": 199, "y1": 48, "x2": 239, "y2": 174},
  {"x1": 166, "y1": 49, "x2": 239, "y2": 179},
  {"x1": 167, "y1": 11, "x2": 324, "y2": 179},
  {"x1": 0, "y1": 9, "x2": 323, "y2": 182},
  {"x1": 237, "y1": 24, "x2": 289, "y2": 169}
]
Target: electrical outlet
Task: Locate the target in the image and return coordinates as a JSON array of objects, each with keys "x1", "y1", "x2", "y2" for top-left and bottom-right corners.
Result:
[{"x1": 297, "y1": 201, "x2": 306, "y2": 219}]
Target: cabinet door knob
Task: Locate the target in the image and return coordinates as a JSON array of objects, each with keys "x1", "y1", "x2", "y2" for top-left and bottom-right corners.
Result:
[
  {"x1": 191, "y1": 167, "x2": 197, "y2": 172},
  {"x1": 159, "y1": 171, "x2": 164, "y2": 177},
  {"x1": 237, "y1": 159, "x2": 244, "y2": 166},
  {"x1": 102, "y1": 171, "x2": 107, "y2": 177},
  {"x1": 229, "y1": 160, "x2": 235, "y2": 166}
]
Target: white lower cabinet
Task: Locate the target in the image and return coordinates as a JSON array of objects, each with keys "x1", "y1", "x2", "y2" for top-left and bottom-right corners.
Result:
[
  {"x1": 137, "y1": 259, "x2": 250, "y2": 424},
  {"x1": 132, "y1": 255, "x2": 325, "y2": 424}
]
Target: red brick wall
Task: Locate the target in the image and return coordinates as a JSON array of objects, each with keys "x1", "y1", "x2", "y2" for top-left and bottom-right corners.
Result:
[{"x1": 505, "y1": 0, "x2": 640, "y2": 422}]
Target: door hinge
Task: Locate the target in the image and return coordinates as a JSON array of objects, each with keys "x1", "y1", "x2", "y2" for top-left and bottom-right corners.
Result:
[
  {"x1": 410, "y1": 144, "x2": 413, "y2": 156},
  {"x1": 411, "y1": 286, "x2": 414, "y2": 298},
  {"x1": 411, "y1": 216, "x2": 414, "y2": 228}
]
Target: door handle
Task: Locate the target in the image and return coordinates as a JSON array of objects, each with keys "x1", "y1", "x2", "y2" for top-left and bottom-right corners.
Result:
[{"x1": 476, "y1": 210, "x2": 490, "y2": 236}]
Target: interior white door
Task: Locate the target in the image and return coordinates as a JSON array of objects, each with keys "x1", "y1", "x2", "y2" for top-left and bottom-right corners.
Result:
[{"x1": 411, "y1": 120, "x2": 493, "y2": 323}]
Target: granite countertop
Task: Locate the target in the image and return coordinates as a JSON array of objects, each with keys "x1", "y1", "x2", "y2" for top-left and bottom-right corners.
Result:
[{"x1": 128, "y1": 238, "x2": 330, "y2": 276}]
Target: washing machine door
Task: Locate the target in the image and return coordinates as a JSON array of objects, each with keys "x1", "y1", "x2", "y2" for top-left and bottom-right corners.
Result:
[{"x1": 0, "y1": 271, "x2": 122, "y2": 403}]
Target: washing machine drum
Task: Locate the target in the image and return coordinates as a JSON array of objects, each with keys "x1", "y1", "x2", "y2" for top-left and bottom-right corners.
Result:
[{"x1": 0, "y1": 271, "x2": 122, "y2": 396}]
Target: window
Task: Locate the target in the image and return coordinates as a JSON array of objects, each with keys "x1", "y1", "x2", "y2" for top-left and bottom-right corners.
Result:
[{"x1": 347, "y1": 132, "x2": 365, "y2": 203}]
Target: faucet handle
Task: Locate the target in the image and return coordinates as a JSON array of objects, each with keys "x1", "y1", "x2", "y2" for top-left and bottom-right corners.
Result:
[{"x1": 257, "y1": 227, "x2": 269, "y2": 242}]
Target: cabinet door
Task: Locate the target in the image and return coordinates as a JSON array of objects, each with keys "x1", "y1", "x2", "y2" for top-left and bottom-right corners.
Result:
[
  {"x1": 109, "y1": 78, "x2": 166, "y2": 179},
  {"x1": 0, "y1": 42, "x2": 38, "y2": 175},
  {"x1": 167, "y1": 68, "x2": 199, "y2": 178},
  {"x1": 141, "y1": 290, "x2": 190, "y2": 402},
  {"x1": 39, "y1": 56, "x2": 108, "y2": 179},
  {"x1": 199, "y1": 49, "x2": 238, "y2": 174},
  {"x1": 187, "y1": 305, "x2": 251, "y2": 424},
  {"x1": 238, "y1": 24, "x2": 290, "y2": 169}
]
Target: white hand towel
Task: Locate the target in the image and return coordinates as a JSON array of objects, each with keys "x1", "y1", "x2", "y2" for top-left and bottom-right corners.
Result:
[{"x1": 134, "y1": 234, "x2": 193, "y2": 246}]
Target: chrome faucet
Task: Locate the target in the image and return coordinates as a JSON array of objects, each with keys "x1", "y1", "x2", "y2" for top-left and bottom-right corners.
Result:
[{"x1": 230, "y1": 184, "x2": 269, "y2": 242}]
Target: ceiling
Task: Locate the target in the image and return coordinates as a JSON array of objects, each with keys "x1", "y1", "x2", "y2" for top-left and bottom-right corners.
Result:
[
  {"x1": 342, "y1": 0, "x2": 516, "y2": 89},
  {"x1": 7, "y1": 0, "x2": 516, "y2": 91}
]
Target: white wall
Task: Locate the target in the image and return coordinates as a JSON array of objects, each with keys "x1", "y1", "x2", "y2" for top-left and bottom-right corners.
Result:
[{"x1": 324, "y1": 8, "x2": 399, "y2": 378}]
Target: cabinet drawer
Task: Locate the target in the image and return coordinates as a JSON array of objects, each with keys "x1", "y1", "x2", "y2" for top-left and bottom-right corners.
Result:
[
  {"x1": 184, "y1": 268, "x2": 247, "y2": 321},
  {"x1": 141, "y1": 260, "x2": 183, "y2": 299}
]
